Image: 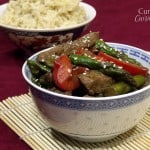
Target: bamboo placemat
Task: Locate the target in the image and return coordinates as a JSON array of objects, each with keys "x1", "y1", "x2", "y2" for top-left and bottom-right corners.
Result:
[{"x1": 0, "y1": 94, "x2": 150, "y2": 150}]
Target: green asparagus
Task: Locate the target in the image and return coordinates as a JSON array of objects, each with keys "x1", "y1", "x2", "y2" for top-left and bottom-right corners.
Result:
[
  {"x1": 95, "y1": 39, "x2": 141, "y2": 65},
  {"x1": 104, "y1": 75, "x2": 146, "y2": 96},
  {"x1": 69, "y1": 54, "x2": 136, "y2": 86},
  {"x1": 27, "y1": 60, "x2": 50, "y2": 77},
  {"x1": 104, "y1": 82, "x2": 132, "y2": 96},
  {"x1": 133, "y1": 75, "x2": 146, "y2": 88}
]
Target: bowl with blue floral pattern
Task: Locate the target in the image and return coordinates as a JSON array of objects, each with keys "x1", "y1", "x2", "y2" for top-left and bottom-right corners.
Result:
[{"x1": 22, "y1": 38, "x2": 150, "y2": 142}]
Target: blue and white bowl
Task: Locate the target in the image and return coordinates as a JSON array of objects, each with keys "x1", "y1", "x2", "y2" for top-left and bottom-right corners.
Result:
[
  {"x1": 22, "y1": 43, "x2": 150, "y2": 142},
  {"x1": 0, "y1": 2, "x2": 96, "y2": 56}
]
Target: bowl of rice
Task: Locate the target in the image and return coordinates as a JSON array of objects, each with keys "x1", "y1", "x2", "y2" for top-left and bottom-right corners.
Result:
[{"x1": 0, "y1": 0, "x2": 96, "y2": 55}]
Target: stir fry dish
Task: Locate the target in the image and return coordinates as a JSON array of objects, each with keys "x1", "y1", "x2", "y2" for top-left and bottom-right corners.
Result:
[{"x1": 27, "y1": 32, "x2": 150, "y2": 97}]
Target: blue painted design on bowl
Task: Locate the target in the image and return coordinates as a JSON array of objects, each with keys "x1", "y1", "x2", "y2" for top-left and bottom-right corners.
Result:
[{"x1": 29, "y1": 85, "x2": 150, "y2": 110}]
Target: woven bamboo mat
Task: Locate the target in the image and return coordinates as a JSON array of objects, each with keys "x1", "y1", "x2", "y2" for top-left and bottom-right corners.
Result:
[{"x1": 0, "y1": 94, "x2": 150, "y2": 150}]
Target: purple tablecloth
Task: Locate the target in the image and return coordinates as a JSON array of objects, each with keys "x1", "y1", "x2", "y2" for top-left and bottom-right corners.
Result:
[{"x1": 0, "y1": 0, "x2": 150, "y2": 149}]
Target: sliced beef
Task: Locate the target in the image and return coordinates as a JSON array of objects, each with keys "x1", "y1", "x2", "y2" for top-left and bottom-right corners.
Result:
[
  {"x1": 78, "y1": 70, "x2": 113, "y2": 96},
  {"x1": 37, "y1": 32, "x2": 99, "y2": 63}
]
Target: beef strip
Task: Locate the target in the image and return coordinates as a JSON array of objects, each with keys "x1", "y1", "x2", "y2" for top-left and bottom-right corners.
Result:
[
  {"x1": 78, "y1": 70, "x2": 113, "y2": 96},
  {"x1": 37, "y1": 32, "x2": 99, "y2": 63}
]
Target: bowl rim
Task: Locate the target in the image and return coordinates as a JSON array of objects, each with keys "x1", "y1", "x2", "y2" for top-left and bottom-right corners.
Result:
[
  {"x1": 22, "y1": 42, "x2": 150, "y2": 101},
  {"x1": 0, "y1": 2, "x2": 96, "y2": 32}
]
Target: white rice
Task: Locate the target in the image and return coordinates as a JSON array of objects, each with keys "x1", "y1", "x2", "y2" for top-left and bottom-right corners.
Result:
[{"x1": 0, "y1": 0, "x2": 86, "y2": 29}]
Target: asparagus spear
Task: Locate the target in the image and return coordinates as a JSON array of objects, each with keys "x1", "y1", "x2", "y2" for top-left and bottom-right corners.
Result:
[
  {"x1": 104, "y1": 82, "x2": 132, "y2": 96},
  {"x1": 38, "y1": 72, "x2": 53, "y2": 88},
  {"x1": 69, "y1": 54, "x2": 136, "y2": 86},
  {"x1": 133, "y1": 75, "x2": 146, "y2": 88},
  {"x1": 28, "y1": 60, "x2": 53, "y2": 88},
  {"x1": 95, "y1": 39, "x2": 141, "y2": 65},
  {"x1": 104, "y1": 75, "x2": 146, "y2": 96},
  {"x1": 27, "y1": 60, "x2": 50, "y2": 77}
]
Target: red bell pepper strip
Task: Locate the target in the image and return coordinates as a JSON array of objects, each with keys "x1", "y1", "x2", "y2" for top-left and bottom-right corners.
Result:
[
  {"x1": 76, "y1": 48, "x2": 96, "y2": 57},
  {"x1": 72, "y1": 66, "x2": 87, "y2": 76},
  {"x1": 53, "y1": 55, "x2": 80, "y2": 91},
  {"x1": 76, "y1": 48, "x2": 105, "y2": 61},
  {"x1": 98, "y1": 51, "x2": 148, "y2": 76}
]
